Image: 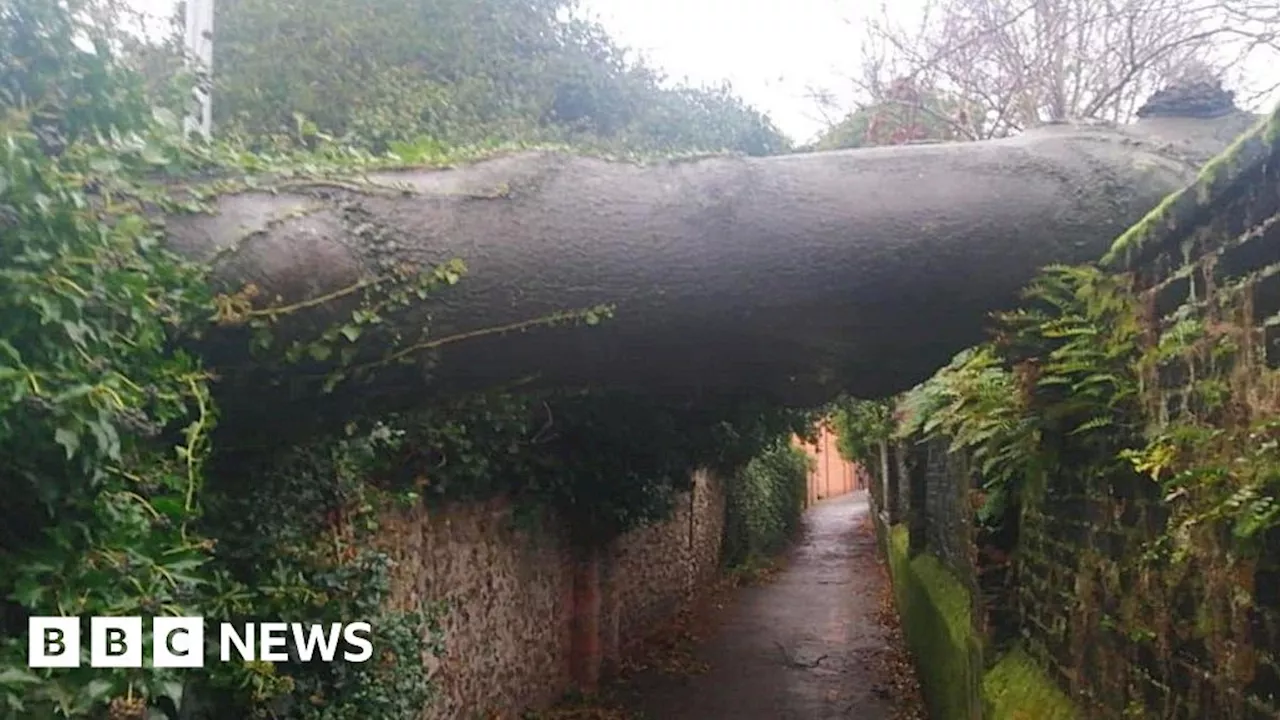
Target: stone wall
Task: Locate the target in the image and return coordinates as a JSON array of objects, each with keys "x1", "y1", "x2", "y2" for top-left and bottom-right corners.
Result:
[
  {"x1": 378, "y1": 498, "x2": 573, "y2": 719},
  {"x1": 379, "y1": 470, "x2": 726, "y2": 719},
  {"x1": 608, "y1": 471, "x2": 725, "y2": 654}
]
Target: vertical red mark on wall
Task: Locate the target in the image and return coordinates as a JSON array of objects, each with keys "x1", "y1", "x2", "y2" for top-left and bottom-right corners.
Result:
[
  {"x1": 569, "y1": 547, "x2": 602, "y2": 692},
  {"x1": 599, "y1": 545, "x2": 620, "y2": 677}
]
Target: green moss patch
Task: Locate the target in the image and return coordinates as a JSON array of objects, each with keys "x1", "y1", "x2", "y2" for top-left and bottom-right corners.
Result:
[
  {"x1": 884, "y1": 525, "x2": 1084, "y2": 720},
  {"x1": 886, "y1": 525, "x2": 980, "y2": 720},
  {"x1": 982, "y1": 647, "x2": 1079, "y2": 720},
  {"x1": 1102, "y1": 101, "x2": 1280, "y2": 271}
]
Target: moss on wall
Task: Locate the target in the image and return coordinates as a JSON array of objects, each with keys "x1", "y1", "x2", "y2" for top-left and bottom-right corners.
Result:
[
  {"x1": 885, "y1": 524, "x2": 1084, "y2": 720},
  {"x1": 886, "y1": 524, "x2": 980, "y2": 720},
  {"x1": 1102, "y1": 100, "x2": 1280, "y2": 271},
  {"x1": 982, "y1": 647, "x2": 1079, "y2": 720}
]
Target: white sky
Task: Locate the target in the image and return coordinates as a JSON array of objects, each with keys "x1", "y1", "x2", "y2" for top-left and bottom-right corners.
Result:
[
  {"x1": 579, "y1": 0, "x2": 867, "y2": 143},
  {"x1": 125, "y1": 0, "x2": 1278, "y2": 145}
]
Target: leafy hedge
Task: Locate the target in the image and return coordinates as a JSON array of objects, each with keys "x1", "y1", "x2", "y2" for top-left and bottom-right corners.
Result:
[{"x1": 722, "y1": 440, "x2": 812, "y2": 567}]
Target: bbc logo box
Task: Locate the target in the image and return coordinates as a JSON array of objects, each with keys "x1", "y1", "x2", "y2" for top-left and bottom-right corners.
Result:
[
  {"x1": 28, "y1": 617, "x2": 204, "y2": 668},
  {"x1": 29, "y1": 616, "x2": 374, "y2": 668}
]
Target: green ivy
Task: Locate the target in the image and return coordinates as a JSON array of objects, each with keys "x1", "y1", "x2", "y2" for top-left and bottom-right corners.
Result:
[
  {"x1": 190, "y1": 421, "x2": 445, "y2": 719},
  {"x1": 0, "y1": 4, "x2": 816, "y2": 718},
  {"x1": 354, "y1": 389, "x2": 818, "y2": 545}
]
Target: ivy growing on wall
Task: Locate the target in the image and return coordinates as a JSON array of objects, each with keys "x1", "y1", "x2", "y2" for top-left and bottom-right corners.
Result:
[{"x1": 0, "y1": 4, "x2": 818, "y2": 717}]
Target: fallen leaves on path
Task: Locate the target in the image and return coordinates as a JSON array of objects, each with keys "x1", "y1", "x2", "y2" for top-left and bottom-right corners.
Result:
[
  {"x1": 521, "y1": 697, "x2": 633, "y2": 720},
  {"x1": 620, "y1": 557, "x2": 778, "y2": 678},
  {"x1": 862, "y1": 515, "x2": 928, "y2": 720},
  {"x1": 536, "y1": 553, "x2": 790, "y2": 719}
]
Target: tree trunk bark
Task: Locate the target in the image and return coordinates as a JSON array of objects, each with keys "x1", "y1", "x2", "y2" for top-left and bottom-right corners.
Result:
[{"x1": 168, "y1": 111, "x2": 1258, "y2": 426}]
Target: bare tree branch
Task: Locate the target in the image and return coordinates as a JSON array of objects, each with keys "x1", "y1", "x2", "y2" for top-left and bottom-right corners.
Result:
[{"x1": 840, "y1": 0, "x2": 1279, "y2": 139}]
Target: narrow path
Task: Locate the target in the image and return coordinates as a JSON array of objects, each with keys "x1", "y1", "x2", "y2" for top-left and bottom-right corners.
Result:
[{"x1": 619, "y1": 491, "x2": 904, "y2": 719}]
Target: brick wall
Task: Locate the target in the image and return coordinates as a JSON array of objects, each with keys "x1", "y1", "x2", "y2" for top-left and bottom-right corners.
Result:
[
  {"x1": 921, "y1": 437, "x2": 977, "y2": 590},
  {"x1": 876, "y1": 111, "x2": 1280, "y2": 719},
  {"x1": 1011, "y1": 120, "x2": 1280, "y2": 718},
  {"x1": 378, "y1": 470, "x2": 726, "y2": 719}
]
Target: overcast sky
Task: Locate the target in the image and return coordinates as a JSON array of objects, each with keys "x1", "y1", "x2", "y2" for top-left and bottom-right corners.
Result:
[
  {"x1": 125, "y1": 0, "x2": 1278, "y2": 144},
  {"x1": 579, "y1": 0, "x2": 868, "y2": 143}
]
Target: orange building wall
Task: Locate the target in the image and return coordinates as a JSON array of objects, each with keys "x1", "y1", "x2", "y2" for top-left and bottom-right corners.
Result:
[{"x1": 793, "y1": 423, "x2": 863, "y2": 506}]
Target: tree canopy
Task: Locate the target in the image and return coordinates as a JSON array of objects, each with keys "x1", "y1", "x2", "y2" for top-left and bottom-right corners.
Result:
[
  {"x1": 0, "y1": 3, "x2": 803, "y2": 717},
  {"x1": 190, "y1": 0, "x2": 790, "y2": 154}
]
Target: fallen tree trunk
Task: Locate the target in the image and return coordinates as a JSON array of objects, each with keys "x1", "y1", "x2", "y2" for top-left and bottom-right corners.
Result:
[{"x1": 168, "y1": 110, "x2": 1259, "y2": 425}]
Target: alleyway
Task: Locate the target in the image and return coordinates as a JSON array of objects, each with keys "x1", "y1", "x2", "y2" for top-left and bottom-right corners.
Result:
[{"x1": 618, "y1": 492, "x2": 911, "y2": 719}]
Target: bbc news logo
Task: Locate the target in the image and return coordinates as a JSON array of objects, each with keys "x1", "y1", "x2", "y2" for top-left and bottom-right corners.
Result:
[{"x1": 28, "y1": 617, "x2": 373, "y2": 668}]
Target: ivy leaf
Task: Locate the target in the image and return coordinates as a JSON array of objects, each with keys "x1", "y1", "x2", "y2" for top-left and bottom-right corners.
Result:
[
  {"x1": 89, "y1": 157, "x2": 121, "y2": 175},
  {"x1": 78, "y1": 678, "x2": 113, "y2": 706},
  {"x1": 54, "y1": 427, "x2": 80, "y2": 459},
  {"x1": 152, "y1": 107, "x2": 180, "y2": 130},
  {"x1": 140, "y1": 143, "x2": 168, "y2": 166},
  {"x1": 339, "y1": 325, "x2": 362, "y2": 343},
  {"x1": 322, "y1": 371, "x2": 346, "y2": 393},
  {"x1": 92, "y1": 420, "x2": 122, "y2": 460},
  {"x1": 61, "y1": 320, "x2": 91, "y2": 345},
  {"x1": 10, "y1": 577, "x2": 46, "y2": 608},
  {"x1": 152, "y1": 496, "x2": 185, "y2": 520},
  {"x1": 0, "y1": 668, "x2": 42, "y2": 687},
  {"x1": 158, "y1": 679, "x2": 184, "y2": 709}
]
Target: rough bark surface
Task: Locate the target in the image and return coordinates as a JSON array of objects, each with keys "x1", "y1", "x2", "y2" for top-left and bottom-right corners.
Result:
[{"x1": 168, "y1": 111, "x2": 1258, "y2": 422}]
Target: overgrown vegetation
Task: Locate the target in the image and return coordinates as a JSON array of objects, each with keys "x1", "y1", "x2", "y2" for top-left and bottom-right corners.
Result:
[
  {"x1": 896, "y1": 239, "x2": 1280, "y2": 556},
  {"x1": 859, "y1": 263, "x2": 1147, "y2": 540},
  {"x1": 829, "y1": 397, "x2": 894, "y2": 467},
  {"x1": 0, "y1": 1, "x2": 813, "y2": 717},
  {"x1": 130, "y1": 0, "x2": 790, "y2": 156},
  {"x1": 722, "y1": 440, "x2": 813, "y2": 567},
  {"x1": 870, "y1": 110, "x2": 1280, "y2": 711}
]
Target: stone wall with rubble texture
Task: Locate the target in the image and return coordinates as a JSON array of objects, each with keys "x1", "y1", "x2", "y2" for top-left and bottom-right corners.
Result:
[
  {"x1": 608, "y1": 471, "x2": 725, "y2": 654},
  {"x1": 377, "y1": 470, "x2": 726, "y2": 719}
]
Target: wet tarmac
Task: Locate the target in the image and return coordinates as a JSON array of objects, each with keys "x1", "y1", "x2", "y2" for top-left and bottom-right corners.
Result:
[{"x1": 620, "y1": 492, "x2": 901, "y2": 719}]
